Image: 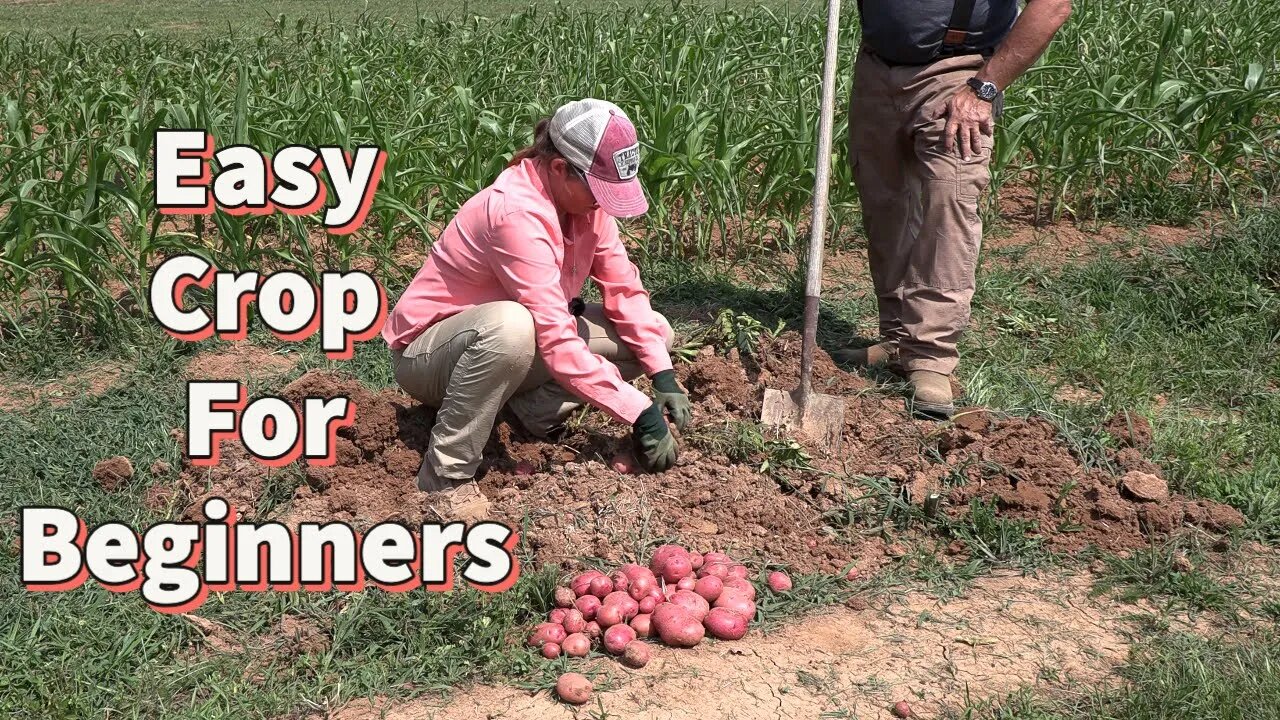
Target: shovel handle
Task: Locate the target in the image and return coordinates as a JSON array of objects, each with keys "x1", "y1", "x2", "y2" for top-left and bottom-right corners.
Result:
[{"x1": 800, "y1": 0, "x2": 842, "y2": 404}]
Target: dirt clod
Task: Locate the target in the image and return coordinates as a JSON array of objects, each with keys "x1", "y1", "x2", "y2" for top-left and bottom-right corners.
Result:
[
  {"x1": 144, "y1": 484, "x2": 176, "y2": 513},
  {"x1": 845, "y1": 596, "x2": 869, "y2": 611},
  {"x1": 277, "y1": 615, "x2": 331, "y2": 656},
  {"x1": 1105, "y1": 411, "x2": 1153, "y2": 449},
  {"x1": 1120, "y1": 471, "x2": 1169, "y2": 502},
  {"x1": 93, "y1": 456, "x2": 134, "y2": 492}
]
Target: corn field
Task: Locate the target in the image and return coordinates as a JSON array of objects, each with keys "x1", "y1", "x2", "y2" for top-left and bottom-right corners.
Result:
[{"x1": 1, "y1": 0, "x2": 1278, "y2": 336}]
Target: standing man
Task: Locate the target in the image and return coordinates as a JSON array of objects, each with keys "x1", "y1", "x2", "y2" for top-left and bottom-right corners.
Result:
[{"x1": 837, "y1": 0, "x2": 1072, "y2": 418}]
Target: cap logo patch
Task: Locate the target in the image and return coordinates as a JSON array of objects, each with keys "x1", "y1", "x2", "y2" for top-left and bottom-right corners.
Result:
[{"x1": 612, "y1": 144, "x2": 640, "y2": 180}]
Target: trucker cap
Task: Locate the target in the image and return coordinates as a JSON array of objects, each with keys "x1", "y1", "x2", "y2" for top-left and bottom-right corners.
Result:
[{"x1": 548, "y1": 99, "x2": 649, "y2": 218}]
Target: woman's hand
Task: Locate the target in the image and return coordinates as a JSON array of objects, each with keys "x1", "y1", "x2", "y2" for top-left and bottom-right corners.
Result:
[
  {"x1": 631, "y1": 402, "x2": 678, "y2": 472},
  {"x1": 650, "y1": 370, "x2": 692, "y2": 432}
]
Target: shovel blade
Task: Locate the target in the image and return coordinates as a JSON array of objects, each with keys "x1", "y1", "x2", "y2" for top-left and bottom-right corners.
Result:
[{"x1": 761, "y1": 387, "x2": 844, "y2": 450}]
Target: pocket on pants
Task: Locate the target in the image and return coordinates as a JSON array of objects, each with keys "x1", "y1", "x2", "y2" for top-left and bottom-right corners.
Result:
[{"x1": 957, "y1": 132, "x2": 994, "y2": 200}]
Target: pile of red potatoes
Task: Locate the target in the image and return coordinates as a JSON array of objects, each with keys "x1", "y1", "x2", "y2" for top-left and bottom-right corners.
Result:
[{"x1": 526, "y1": 545, "x2": 795, "y2": 705}]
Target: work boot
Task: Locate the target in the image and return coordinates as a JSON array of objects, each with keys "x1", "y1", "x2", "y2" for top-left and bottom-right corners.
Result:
[
  {"x1": 418, "y1": 457, "x2": 492, "y2": 523},
  {"x1": 907, "y1": 370, "x2": 955, "y2": 419},
  {"x1": 832, "y1": 341, "x2": 900, "y2": 371}
]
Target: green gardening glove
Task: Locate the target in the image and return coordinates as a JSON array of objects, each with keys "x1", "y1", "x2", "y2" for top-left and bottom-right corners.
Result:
[
  {"x1": 650, "y1": 369, "x2": 693, "y2": 432},
  {"x1": 631, "y1": 402, "x2": 678, "y2": 473}
]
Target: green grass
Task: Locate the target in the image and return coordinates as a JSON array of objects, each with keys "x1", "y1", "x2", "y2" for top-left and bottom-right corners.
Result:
[
  {"x1": 0, "y1": 337, "x2": 565, "y2": 718},
  {"x1": 956, "y1": 630, "x2": 1280, "y2": 720}
]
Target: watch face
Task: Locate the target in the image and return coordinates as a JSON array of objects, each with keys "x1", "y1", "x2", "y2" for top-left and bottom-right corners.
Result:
[{"x1": 970, "y1": 78, "x2": 997, "y2": 101}]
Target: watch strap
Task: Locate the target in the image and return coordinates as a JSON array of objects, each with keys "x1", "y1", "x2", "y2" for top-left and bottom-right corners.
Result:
[{"x1": 967, "y1": 77, "x2": 997, "y2": 102}]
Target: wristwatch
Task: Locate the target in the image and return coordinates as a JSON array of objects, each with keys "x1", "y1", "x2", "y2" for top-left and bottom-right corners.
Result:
[{"x1": 967, "y1": 77, "x2": 999, "y2": 103}]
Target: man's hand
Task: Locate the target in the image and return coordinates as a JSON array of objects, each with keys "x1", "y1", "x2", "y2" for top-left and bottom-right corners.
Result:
[{"x1": 939, "y1": 88, "x2": 994, "y2": 161}]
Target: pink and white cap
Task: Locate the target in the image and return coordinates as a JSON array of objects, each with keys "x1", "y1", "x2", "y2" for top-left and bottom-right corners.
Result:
[{"x1": 549, "y1": 98, "x2": 649, "y2": 218}]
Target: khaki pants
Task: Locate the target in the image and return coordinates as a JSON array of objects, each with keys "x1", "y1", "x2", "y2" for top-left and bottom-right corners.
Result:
[
  {"x1": 847, "y1": 47, "x2": 995, "y2": 376},
  {"x1": 390, "y1": 301, "x2": 673, "y2": 481}
]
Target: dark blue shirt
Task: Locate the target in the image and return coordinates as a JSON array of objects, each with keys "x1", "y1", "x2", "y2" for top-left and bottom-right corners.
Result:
[{"x1": 857, "y1": 0, "x2": 1020, "y2": 65}]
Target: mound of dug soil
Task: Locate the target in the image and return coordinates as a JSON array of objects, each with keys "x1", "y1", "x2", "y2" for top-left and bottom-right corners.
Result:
[{"x1": 171, "y1": 332, "x2": 1243, "y2": 576}]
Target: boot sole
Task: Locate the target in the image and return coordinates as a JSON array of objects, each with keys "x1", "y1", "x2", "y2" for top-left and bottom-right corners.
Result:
[{"x1": 909, "y1": 398, "x2": 956, "y2": 420}]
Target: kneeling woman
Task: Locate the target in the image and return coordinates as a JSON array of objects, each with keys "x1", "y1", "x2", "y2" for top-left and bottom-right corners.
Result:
[{"x1": 382, "y1": 99, "x2": 692, "y2": 520}]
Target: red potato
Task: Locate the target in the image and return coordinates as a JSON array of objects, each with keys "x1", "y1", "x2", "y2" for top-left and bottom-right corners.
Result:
[
  {"x1": 562, "y1": 609, "x2": 586, "y2": 635},
  {"x1": 652, "y1": 603, "x2": 705, "y2": 648},
  {"x1": 610, "y1": 453, "x2": 637, "y2": 474},
  {"x1": 694, "y1": 576, "x2": 724, "y2": 603},
  {"x1": 604, "y1": 592, "x2": 640, "y2": 620},
  {"x1": 621, "y1": 641, "x2": 652, "y2": 668},
  {"x1": 662, "y1": 584, "x2": 678, "y2": 601},
  {"x1": 722, "y1": 577, "x2": 757, "y2": 600},
  {"x1": 628, "y1": 573, "x2": 657, "y2": 601},
  {"x1": 514, "y1": 460, "x2": 537, "y2": 476},
  {"x1": 603, "y1": 623, "x2": 637, "y2": 655},
  {"x1": 671, "y1": 590, "x2": 710, "y2": 622},
  {"x1": 688, "y1": 552, "x2": 704, "y2": 570},
  {"x1": 676, "y1": 575, "x2": 697, "y2": 591},
  {"x1": 768, "y1": 571, "x2": 793, "y2": 592},
  {"x1": 609, "y1": 571, "x2": 630, "y2": 592},
  {"x1": 892, "y1": 700, "x2": 912, "y2": 718},
  {"x1": 698, "y1": 554, "x2": 732, "y2": 579},
  {"x1": 595, "y1": 604, "x2": 625, "y2": 628},
  {"x1": 620, "y1": 563, "x2": 655, "y2": 582},
  {"x1": 541, "y1": 642, "x2": 562, "y2": 659},
  {"x1": 647, "y1": 585, "x2": 665, "y2": 602},
  {"x1": 727, "y1": 564, "x2": 749, "y2": 580},
  {"x1": 698, "y1": 563, "x2": 729, "y2": 580},
  {"x1": 528, "y1": 623, "x2": 567, "y2": 648},
  {"x1": 575, "y1": 595, "x2": 601, "y2": 620},
  {"x1": 585, "y1": 621, "x2": 601, "y2": 640},
  {"x1": 571, "y1": 571, "x2": 604, "y2": 597},
  {"x1": 630, "y1": 613, "x2": 653, "y2": 638},
  {"x1": 555, "y1": 673, "x2": 593, "y2": 705},
  {"x1": 549, "y1": 609, "x2": 567, "y2": 624},
  {"x1": 638, "y1": 596, "x2": 658, "y2": 614},
  {"x1": 589, "y1": 576, "x2": 614, "y2": 599},
  {"x1": 649, "y1": 544, "x2": 689, "y2": 577},
  {"x1": 661, "y1": 555, "x2": 693, "y2": 583},
  {"x1": 554, "y1": 586, "x2": 576, "y2": 608},
  {"x1": 845, "y1": 567, "x2": 860, "y2": 581},
  {"x1": 562, "y1": 633, "x2": 590, "y2": 657},
  {"x1": 704, "y1": 607, "x2": 749, "y2": 640},
  {"x1": 713, "y1": 588, "x2": 757, "y2": 621}
]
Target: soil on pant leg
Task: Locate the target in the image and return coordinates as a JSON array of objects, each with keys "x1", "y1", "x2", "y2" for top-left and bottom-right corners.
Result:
[{"x1": 170, "y1": 332, "x2": 1243, "y2": 575}]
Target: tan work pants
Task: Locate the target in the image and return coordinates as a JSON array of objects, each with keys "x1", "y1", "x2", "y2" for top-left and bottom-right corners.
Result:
[
  {"x1": 847, "y1": 47, "x2": 995, "y2": 376},
  {"x1": 390, "y1": 301, "x2": 672, "y2": 481}
]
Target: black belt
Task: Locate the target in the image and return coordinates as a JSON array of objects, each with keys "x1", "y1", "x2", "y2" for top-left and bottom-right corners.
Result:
[{"x1": 862, "y1": 44, "x2": 993, "y2": 68}]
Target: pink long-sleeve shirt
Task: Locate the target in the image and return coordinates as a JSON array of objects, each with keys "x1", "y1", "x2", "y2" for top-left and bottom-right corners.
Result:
[{"x1": 382, "y1": 158, "x2": 671, "y2": 425}]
